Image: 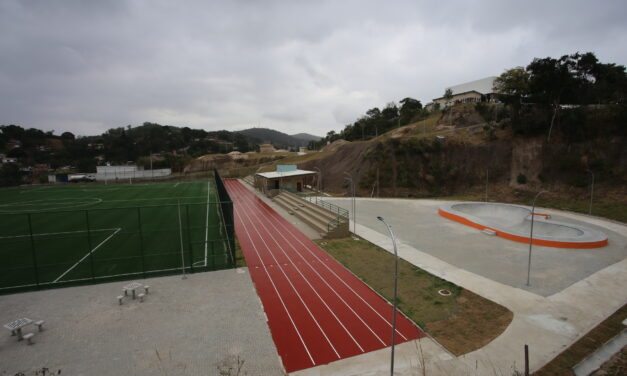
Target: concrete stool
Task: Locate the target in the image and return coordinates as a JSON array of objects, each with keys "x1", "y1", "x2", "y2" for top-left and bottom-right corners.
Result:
[
  {"x1": 23, "y1": 333, "x2": 34, "y2": 345},
  {"x1": 143, "y1": 285, "x2": 150, "y2": 294},
  {"x1": 138, "y1": 293, "x2": 146, "y2": 302},
  {"x1": 117, "y1": 295, "x2": 124, "y2": 305},
  {"x1": 34, "y1": 320, "x2": 45, "y2": 332}
]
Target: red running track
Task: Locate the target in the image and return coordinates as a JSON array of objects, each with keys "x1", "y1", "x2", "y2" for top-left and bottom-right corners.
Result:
[{"x1": 225, "y1": 179, "x2": 425, "y2": 373}]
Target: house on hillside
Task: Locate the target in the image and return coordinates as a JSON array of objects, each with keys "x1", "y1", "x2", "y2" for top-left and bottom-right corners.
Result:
[
  {"x1": 432, "y1": 76, "x2": 498, "y2": 108},
  {"x1": 259, "y1": 143, "x2": 275, "y2": 153}
]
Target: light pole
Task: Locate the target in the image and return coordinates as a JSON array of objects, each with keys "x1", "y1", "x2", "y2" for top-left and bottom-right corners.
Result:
[
  {"x1": 377, "y1": 216, "x2": 399, "y2": 376},
  {"x1": 314, "y1": 167, "x2": 322, "y2": 192},
  {"x1": 587, "y1": 170, "x2": 594, "y2": 215},
  {"x1": 526, "y1": 190, "x2": 548, "y2": 286},
  {"x1": 344, "y1": 172, "x2": 356, "y2": 234},
  {"x1": 485, "y1": 169, "x2": 489, "y2": 203}
]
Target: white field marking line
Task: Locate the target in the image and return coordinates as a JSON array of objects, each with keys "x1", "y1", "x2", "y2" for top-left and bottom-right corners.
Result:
[
  {"x1": 0, "y1": 228, "x2": 117, "y2": 240},
  {"x1": 232, "y1": 183, "x2": 385, "y2": 347},
  {"x1": 103, "y1": 196, "x2": 206, "y2": 203},
  {"x1": 0, "y1": 198, "x2": 103, "y2": 212},
  {"x1": 0, "y1": 260, "x2": 198, "y2": 291},
  {"x1": 231, "y1": 196, "x2": 316, "y2": 366},
  {"x1": 174, "y1": 182, "x2": 180, "y2": 188},
  {"x1": 203, "y1": 180, "x2": 210, "y2": 267},
  {"x1": 233, "y1": 184, "x2": 367, "y2": 352},
  {"x1": 53, "y1": 228, "x2": 121, "y2": 283},
  {"x1": 234, "y1": 182, "x2": 410, "y2": 342}
]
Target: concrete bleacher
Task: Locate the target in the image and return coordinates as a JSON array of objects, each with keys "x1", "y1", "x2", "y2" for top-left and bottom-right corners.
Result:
[{"x1": 272, "y1": 191, "x2": 349, "y2": 239}]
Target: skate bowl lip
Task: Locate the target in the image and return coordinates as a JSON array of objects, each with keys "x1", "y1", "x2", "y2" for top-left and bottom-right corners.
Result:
[{"x1": 438, "y1": 202, "x2": 608, "y2": 249}]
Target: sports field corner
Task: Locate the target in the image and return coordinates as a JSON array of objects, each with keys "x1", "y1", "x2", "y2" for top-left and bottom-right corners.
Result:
[{"x1": 0, "y1": 180, "x2": 233, "y2": 293}]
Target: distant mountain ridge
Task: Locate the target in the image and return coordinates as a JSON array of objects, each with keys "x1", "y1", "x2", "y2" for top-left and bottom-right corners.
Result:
[
  {"x1": 236, "y1": 128, "x2": 321, "y2": 149},
  {"x1": 290, "y1": 133, "x2": 322, "y2": 142}
]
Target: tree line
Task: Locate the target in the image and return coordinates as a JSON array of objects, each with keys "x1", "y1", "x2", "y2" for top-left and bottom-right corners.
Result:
[
  {"x1": 0, "y1": 122, "x2": 259, "y2": 186},
  {"x1": 493, "y1": 52, "x2": 626, "y2": 138},
  {"x1": 308, "y1": 97, "x2": 426, "y2": 150}
]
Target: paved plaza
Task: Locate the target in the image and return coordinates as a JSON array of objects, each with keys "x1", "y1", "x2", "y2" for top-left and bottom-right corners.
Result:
[{"x1": 0, "y1": 269, "x2": 284, "y2": 376}]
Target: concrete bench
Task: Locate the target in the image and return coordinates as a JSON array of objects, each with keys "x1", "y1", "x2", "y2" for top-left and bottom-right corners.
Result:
[
  {"x1": 138, "y1": 293, "x2": 146, "y2": 302},
  {"x1": 117, "y1": 295, "x2": 124, "y2": 305},
  {"x1": 34, "y1": 320, "x2": 44, "y2": 332},
  {"x1": 23, "y1": 332, "x2": 34, "y2": 345}
]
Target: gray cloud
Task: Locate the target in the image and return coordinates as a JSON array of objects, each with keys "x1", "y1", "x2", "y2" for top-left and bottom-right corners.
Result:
[{"x1": 1, "y1": 0, "x2": 626, "y2": 137}]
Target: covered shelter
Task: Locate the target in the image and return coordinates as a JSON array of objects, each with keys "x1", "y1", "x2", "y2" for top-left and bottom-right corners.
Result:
[{"x1": 254, "y1": 165, "x2": 317, "y2": 196}]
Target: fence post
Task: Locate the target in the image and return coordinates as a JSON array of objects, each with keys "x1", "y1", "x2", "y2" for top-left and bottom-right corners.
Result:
[
  {"x1": 186, "y1": 204, "x2": 194, "y2": 272},
  {"x1": 85, "y1": 210, "x2": 96, "y2": 281},
  {"x1": 27, "y1": 213, "x2": 40, "y2": 287},
  {"x1": 524, "y1": 344, "x2": 529, "y2": 376},
  {"x1": 137, "y1": 207, "x2": 146, "y2": 278}
]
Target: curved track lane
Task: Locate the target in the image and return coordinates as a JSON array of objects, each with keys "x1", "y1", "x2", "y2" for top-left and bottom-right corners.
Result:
[{"x1": 225, "y1": 179, "x2": 424, "y2": 373}]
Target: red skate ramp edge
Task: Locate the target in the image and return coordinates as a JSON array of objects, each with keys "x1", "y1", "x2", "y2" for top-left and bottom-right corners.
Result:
[
  {"x1": 225, "y1": 179, "x2": 424, "y2": 373},
  {"x1": 439, "y1": 203, "x2": 608, "y2": 249}
]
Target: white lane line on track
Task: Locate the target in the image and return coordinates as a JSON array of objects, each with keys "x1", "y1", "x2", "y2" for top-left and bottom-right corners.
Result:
[
  {"x1": 53, "y1": 228, "x2": 122, "y2": 283},
  {"x1": 230, "y1": 189, "x2": 316, "y2": 367},
  {"x1": 231, "y1": 182, "x2": 385, "y2": 347},
  {"x1": 232, "y1": 183, "x2": 363, "y2": 353},
  {"x1": 230, "y1": 180, "x2": 410, "y2": 342}
]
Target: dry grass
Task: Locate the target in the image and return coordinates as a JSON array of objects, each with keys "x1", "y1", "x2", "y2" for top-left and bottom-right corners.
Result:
[
  {"x1": 316, "y1": 236, "x2": 513, "y2": 355},
  {"x1": 534, "y1": 303, "x2": 627, "y2": 375},
  {"x1": 257, "y1": 151, "x2": 334, "y2": 172}
]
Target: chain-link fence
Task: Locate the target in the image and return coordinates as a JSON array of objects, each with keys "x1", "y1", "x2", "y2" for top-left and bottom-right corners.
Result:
[{"x1": 0, "y1": 199, "x2": 233, "y2": 294}]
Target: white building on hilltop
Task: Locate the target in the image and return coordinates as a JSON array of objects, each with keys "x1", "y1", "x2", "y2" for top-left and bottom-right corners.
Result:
[{"x1": 431, "y1": 76, "x2": 498, "y2": 109}]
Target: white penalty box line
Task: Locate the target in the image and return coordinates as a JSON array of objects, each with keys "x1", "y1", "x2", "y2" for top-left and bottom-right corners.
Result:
[
  {"x1": 53, "y1": 227, "x2": 122, "y2": 283},
  {"x1": 1, "y1": 228, "x2": 124, "y2": 283}
]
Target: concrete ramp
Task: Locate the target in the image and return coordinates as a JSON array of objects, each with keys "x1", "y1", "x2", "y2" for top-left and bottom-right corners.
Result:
[{"x1": 439, "y1": 202, "x2": 608, "y2": 249}]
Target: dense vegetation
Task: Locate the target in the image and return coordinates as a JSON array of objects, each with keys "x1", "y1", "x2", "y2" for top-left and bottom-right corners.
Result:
[
  {"x1": 0, "y1": 122, "x2": 259, "y2": 186},
  {"x1": 493, "y1": 52, "x2": 626, "y2": 137},
  {"x1": 308, "y1": 97, "x2": 426, "y2": 149},
  {"x1": 236, "y1": 127, "x2": 320, "y2": 149}
]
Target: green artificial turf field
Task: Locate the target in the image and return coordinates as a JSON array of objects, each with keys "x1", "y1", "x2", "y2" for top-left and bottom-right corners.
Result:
[{"x1": 0, "y1": 180, "x2": 232, "y2": 293}]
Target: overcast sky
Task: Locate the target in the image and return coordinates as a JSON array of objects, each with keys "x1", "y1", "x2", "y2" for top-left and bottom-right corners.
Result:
[{"x1": 1, "y1": 0, "x2": 626, "y2": 137}]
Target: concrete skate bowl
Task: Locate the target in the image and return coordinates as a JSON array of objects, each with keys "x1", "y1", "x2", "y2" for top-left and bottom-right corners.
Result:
[{"x1": 438, "y1": 202, "x2": 608, "y2": 249}]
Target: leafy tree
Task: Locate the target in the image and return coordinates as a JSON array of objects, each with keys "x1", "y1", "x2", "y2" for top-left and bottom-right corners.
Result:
[
  {"x1": 61, "y1": 131, "x2": 75, "y2": 140},
  {"x1": 493, "y1": 67, "x2": 530, "y2": 125},
  {"x1": 443, "y1": 88, "x2": 453, "y2": 106},
  {"x1": 399, "y1": 97, "x2": 423, "y2": 126},
  {"x1": 0, "y1": 163, "x2": 21, "y2": 187}
]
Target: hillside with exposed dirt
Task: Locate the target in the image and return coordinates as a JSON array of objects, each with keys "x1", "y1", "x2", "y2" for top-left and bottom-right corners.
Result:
[{"x1": 298, "y1": 104, "x2": 627, "y2": 220}]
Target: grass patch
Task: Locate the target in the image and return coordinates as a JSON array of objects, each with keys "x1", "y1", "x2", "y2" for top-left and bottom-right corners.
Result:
[
  {"x1": 257, "y1": 151, "x2": 334, "y2": 173},
  {"x1": 234, "y1": 236, "x2": 246, "y2": 268},
  {"x1": 316, "y1": 236, "x2": 513, "y2": 355},
  {"x1": 534, "y1": 303, "x2": 627, "y2": 375}
]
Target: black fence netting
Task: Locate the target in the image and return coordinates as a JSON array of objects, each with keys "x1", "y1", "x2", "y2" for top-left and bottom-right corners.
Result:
[
  {"x1": 0, "y1": 200, "x2": 234, "y2": 295},
  {"x1": 213, "y1": 169, "x2": 235, "y2": 265}
]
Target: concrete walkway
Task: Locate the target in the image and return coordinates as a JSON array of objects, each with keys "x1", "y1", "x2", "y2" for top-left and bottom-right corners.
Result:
[{"x1": 292, "y1": 198, "x2": 627, "y2": 376}]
